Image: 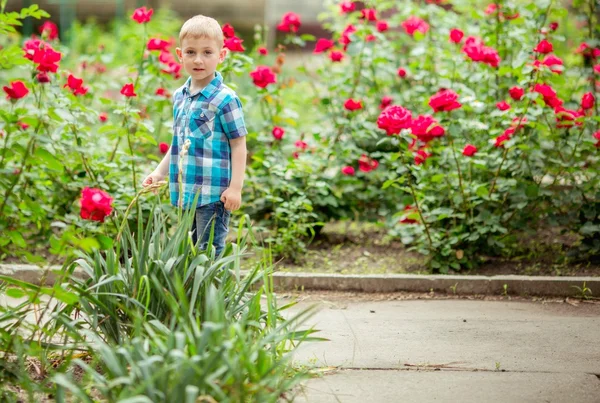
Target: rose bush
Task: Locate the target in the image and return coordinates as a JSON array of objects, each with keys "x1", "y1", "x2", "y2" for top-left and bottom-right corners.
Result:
[{"x1": 1, "y1": 0, "x2": 599, "y2": 269}]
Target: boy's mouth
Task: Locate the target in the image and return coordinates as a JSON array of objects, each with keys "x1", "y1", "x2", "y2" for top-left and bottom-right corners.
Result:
[{"x1": 193, "y1": 68, "x2": 205, "y2": 71}]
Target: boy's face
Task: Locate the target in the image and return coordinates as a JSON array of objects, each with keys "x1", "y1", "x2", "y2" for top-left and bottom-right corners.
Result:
[{"x1": 176, "y1": 36, "x2": 226, "y2": 88}]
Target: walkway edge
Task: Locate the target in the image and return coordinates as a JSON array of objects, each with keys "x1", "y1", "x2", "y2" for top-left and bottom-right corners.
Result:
[
  {"x1": 268, "y1": 272, "x2": 599, "y2": 297},
  {"x1": 1, "y1": 264, "x2": 598, "y2": 297}
]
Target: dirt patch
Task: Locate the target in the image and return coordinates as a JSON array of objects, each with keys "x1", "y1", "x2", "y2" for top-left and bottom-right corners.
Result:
[{"x1": 275, "y1": 222, "x2": 600, "y2": 277}]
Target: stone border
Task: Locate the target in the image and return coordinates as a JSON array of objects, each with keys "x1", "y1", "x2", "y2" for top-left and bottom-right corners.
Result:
[
  {"x1": 269, "y1": 273, "x2": 599, "y2": 297},
  {"x1": 1, "y1": 264, "x2": 598, "y2": 298}
]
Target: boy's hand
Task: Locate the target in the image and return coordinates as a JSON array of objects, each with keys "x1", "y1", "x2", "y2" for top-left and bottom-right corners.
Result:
[
  {"x1": 142, "y1": 171, "x2": 166, "y2": 187},
  {"x1": 220, "y1": 187, "x2": 242, "y2": 211}
]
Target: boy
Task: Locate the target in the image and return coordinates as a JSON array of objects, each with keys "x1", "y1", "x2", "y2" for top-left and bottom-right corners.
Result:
[{"x1": 143, "y1": 15, "x2": 248, "y2": 257}]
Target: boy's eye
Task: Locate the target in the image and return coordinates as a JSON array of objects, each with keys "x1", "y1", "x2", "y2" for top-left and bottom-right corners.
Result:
[{"x1": 204, "y1": 51, "x2": 213, "y2": 55}]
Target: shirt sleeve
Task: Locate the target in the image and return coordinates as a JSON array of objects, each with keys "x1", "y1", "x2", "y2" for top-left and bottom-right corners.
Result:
[{"x1": 219, "y1": 97, "x2": 248, "y2": 140}]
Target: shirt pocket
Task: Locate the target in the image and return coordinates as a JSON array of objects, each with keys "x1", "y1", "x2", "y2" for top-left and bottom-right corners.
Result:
[{"x1": 191, "y1": 107, "x2": 217, "y2": 139}]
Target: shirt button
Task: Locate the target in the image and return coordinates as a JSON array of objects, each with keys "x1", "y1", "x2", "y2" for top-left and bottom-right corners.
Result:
[{"x1": 188, "y1": 97, "x2": 192, "y2": 101}]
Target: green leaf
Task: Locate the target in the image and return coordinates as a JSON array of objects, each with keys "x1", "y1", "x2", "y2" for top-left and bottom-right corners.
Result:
[
  {"x1": 430, "y1": 174, "x2": 445, "y2": 183},
  {"x1": 525, "y1": 185, "x2": 538, "y2": 198},
  {"x1": 35, "y1": 148, "x2": 64, "y2": 172},
  {"x1": 475, "y1": 186, "x2": 488, "y2": 198},
  {"x1": 9, "y1": 231, "x2": 26, "y2": 248},
  {"x1": 6, "y1": 288, "x2": 26, "y2": 299},
  {"x1": 97, "y1": 235, "x2": 114, "y2": 250}
]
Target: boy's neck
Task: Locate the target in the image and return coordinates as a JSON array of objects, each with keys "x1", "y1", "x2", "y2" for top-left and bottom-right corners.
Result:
[{"x1": 189, "y1": 72, "x2": 217, "y2": 94}]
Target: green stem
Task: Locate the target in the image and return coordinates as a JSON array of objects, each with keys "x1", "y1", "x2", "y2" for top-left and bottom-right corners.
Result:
[
  {"x1": 446, "y1": 131, "x2": 468, "y2": 210},
  {"x1": 401, "y1": 151, "x2": 434, "y2": 252}
]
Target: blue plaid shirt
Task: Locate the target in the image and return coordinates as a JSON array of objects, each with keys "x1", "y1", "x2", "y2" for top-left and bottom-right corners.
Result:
[{"x1": 169, "y1": 72, "x2": 248, "y2": 208}]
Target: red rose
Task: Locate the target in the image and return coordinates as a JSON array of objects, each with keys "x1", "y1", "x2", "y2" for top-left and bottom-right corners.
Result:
[
  {"x1": 414, "y1": 149, "x2": 431, "y2": 165},
  {"x1": 23, "y1": 39, "x2": 44, "y2": 61},
  {"x1": 401, "y1": 16, "x2": 430, "y2": 36},
  {"x1": 36, "y1": 72, "x2": 50, "y2": 83},
  {"x1": 3, "y1": 81, "x2": 29, "y2": 100},
  {"x1": 340, "y1": 1, "x2": 356, "y2": 13},
  {"x1": 147, "y1": 38, "x2": 170, "y2": 52},
  {"x1": 39, "y1": 21, "x2": 58, "y2": 40},
  {"x1": 485, "y1": 4, "x2": 498, "y2": 14},
  {"x1": 258, "y1": 47, "x2": 268, "y2": 56},
  {"x1": 358, "y1": 154, "x2": 379, "y2": 172},
  {"x1": 541, "y1": 54, "x2": 563, "y2": 74},
  {"x1": 80, "y1": 187, "x2": 114, "y2": 222},
  {"x1": 224, "y1": 36, "x2": 245, "y2": 52},
  {"x1": 162, "y1": 62, "x2": 182, "y2": 79},
  {"x1": 555, "y1": 106, "x2": 583, "y2": 128},
  {"x1": 222, "y1": 23, "x2": 235, "y2": 39},
  {"x1": 365, "y1": 34, "x2": 376, "y2": 42},
  {"x1": 341, "y1": 166, "x2": 355, "y2": 176},
  {"x1": 64, "y1": 74, "x2": 88, "y2": 96},
  {"x1": 377, "y1": 105, "x2": 413, "y2": 135},
  {"x1": 295, "y1": 140, "x2": 308, "y2": 150},
  {"x1": 462, "y1": 37, "x2": 500, "y2": 68},
  {"x1": 411, "y1": 115, "x2": 445, "y2": 143},
  {"x1": 509, "y1": 86, "x2": 524, "y2": 101},
  {"x1": 120, "y1": 83, "x2": 136, "y2": 97},
  {"x1": 533, "y1": 83, "x2": 556, "y2": 99},
  {"x1": 400, "y1": 205, "x2": 418, "y2": 224},
  {"x1": 380, "y1": 96, "x2": 393, "y2": 109},
  {"x1": 18, "y1": 121, "x2": 29, "y2": 130},
  {"x1": 546, "y1": 96, "x2": 563, "y2": 108},
  {"x1": 99, "y1": 112, "x2": 108, "y2": 122},
  {"x1": 496, "y1": 101, "x2": 511, "y2": 111},
  {"x1": 155, "y1": 87, "x2": 169, "y2": 97},
  {"x1": 361, "y1": 9, "x2": 377, "y2": 21},
  {"x1": 534, "y1": 39, "x2": 553, "y2": 54},
  {"x1": 159, "y1": 50, "x2": 175, "y2": 65},
  {"x1": 250, "y1": 66, "x2": 277, "y2": 88},
  {"x1": 329, "y1": 51, "x2": 344, "y2": 62},
  {"x1": 593, "y1": 130, "x2": 600, "y2": 147},
  {"x1": 494, "y1": 133, "x2": 510, "y2": 148},
  {"x1": 549, "y1": 22, "x2": 558, "y2": 31},
  {"x1": 131, "y1": 7, "x2": 153, "y2": 24},
  {"x1": 429, "y1": 89, "x2": 461, "y2": 113},
  {"x1": 462, "y1": 144, "x2": 477, "y2": 156},
  {"x1": 582, "y1": 92, "x2": 595, "y2": 110},
  {"x1": 449, "y1": 28, "x2": 464, "y2": 44},
  {"x1": 272, "y1": 126, "x2": 285, "y2": 140},
  {"x1": 314, "y1": 38, "x2": 335, "y2": 54},
  {"x1": 397, "y1": 68, "x2": 407, "y2": 78},
  {"x1": 277, "y1": 12, "x2": 301, "y2": 33},
  {"x1": 376, "y1": 20, "x2": 389, "y2": 32},
  {"x1": 340, "y1": 24, "x2": 357, "y2": 48},
  {"x1": 159, "y1": 142, "x2": 169, "y2": 154},
  {"x1": 344, "y1": 98, "x2": 363, "y2": 111},
  {"x1": 533, "y1": 83, "x2": 562, "y2": 107},
  {"x1": 32, "y1": 45, "x2": 62, "y2": 73}
]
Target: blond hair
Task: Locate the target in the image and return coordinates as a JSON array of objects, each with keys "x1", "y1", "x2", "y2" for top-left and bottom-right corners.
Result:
[{"x1": 179, "y1": 15, "x2": 223, "y2": 46}]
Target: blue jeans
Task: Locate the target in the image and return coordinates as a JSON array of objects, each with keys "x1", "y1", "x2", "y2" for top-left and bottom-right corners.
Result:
[{"x1": 191, "y1": 201, "x2": 230, "y2": 257}]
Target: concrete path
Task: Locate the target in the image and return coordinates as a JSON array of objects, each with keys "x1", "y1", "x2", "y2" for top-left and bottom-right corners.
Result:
[{"x1": 288, "y1": 294, "x2": 600, "y2": 403}]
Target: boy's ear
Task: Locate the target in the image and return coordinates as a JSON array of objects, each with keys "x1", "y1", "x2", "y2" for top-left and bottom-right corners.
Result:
[
  {"x1": 219, "y1": 48, "x2": 227, "y2": 63},
  {"x1": 176, "y1": 47, "x2": 183, "y2": 62}
]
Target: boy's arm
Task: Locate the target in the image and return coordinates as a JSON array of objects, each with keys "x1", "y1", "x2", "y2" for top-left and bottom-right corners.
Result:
[
  {"x1": 221, "y1": 136, "x2": 246, "y2": 211},
  {"x1": 154, "y1": 149, "x2": 171, "y2": 178},
  {"x1": 142, "y1": 148, "x2": 170, "y2": 187}
]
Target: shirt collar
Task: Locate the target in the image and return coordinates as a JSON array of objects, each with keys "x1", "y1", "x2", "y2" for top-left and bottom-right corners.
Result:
[{"x1": 182, "y1": 71, "x2": 223, "y2": 99}]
